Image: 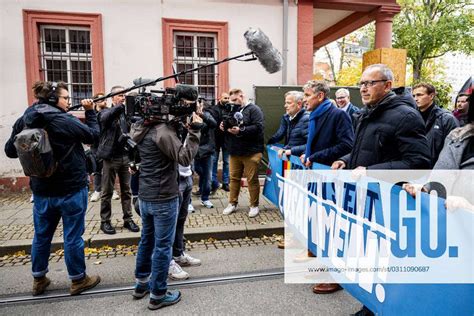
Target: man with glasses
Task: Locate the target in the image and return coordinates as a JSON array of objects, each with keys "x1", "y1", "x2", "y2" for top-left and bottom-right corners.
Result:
[
  {"x1": 335, "y1": 88, "x2": 359, "y2": 125},
  {"x1": 332, "y1": 64, "x2": 430, "y2": 171},
  {"x1": 331, "y1": 65, "x2": 430, "y2": 316},
  {"x1": 97, "y1": 86, "x2": 139, "y2": 234},
  {"x1": 5, "y1": 81, "x2": 101, "y2": 296}
]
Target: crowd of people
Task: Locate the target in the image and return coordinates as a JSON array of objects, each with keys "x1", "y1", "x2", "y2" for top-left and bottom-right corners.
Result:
[{"x1": 3, "y1": 63, "x2": 472, "y2": 312}]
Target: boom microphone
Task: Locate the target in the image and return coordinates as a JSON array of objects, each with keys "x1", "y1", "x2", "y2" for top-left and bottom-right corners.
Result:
[
  {"x1": 244, "y1": 28, "x2": 282, "y2": 74},
  {"x1": 132, "y1": 77, "x2": 156, "y2": 86},
  {"x1": 174, "y1": 84, "x2": 199, "y2": 101}
]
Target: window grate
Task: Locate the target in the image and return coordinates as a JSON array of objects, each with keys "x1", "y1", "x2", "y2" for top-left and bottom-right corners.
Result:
[
  {"x1": 39, "y1": 25, "x2": 93, "y2": 106},
  {"x1": 173, "y1": 32, "x2": 218, "y2": 103}
]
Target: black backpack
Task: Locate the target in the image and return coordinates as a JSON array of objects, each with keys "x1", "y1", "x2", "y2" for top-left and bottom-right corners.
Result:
[{"x1": 13, "y1": 121, "x2": 74, "y2": 178}]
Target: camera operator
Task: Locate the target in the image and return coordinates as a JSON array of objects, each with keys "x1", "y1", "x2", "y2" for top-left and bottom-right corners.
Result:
[
  {"x1": 4, "y1": 81, "x2": 101, "y2": 296},
  {"x1": 220, "y1": 89, "x2": 264, "y2": 218},
  {"x1": 130, "y1": 109, "x2": 203, "y2": 310},
  {"x1": 97, "y1": 86, "x2": 139, "y2": 234},
  {"x1": 89, "y1": 92, "x2": 108, "y2": 202},
  {"x1": 193, "y1": 99, "x2": 217, "y2": 208},
  {"x1": 209, "y1": 93, "x2": 231, "y2": 192}
]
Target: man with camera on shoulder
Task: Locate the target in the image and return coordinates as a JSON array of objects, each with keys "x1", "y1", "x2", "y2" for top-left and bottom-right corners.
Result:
[
  {"x1": 97, "y1": 85, "x2": 139, "y2": 234},
  {"x1": 220, "y1": 88, "x2": 264, "y2": 218},
  {"x1": 130, "y1": 107, "x2": 202, "y2": 310}
]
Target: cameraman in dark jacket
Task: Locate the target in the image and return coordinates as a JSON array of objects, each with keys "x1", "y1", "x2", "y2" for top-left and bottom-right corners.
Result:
[
  {"x1": 193, "y1": 100, "x2": 217, "y2": 208},
  {"x1": 220, "y1": 89, "x2": 264, "y2": 218},
  {"x1": 5, "y1": 81, "x2": 101, "y2": 296},
  {"x1": 97, "y1": 85, "x2": 139, "y2": 234},
  {"x1": 209, "y1": 93, "x2": 230, "y2": 192},
  {"x1": 89, "y1": 92, "x2": 108, "y2": 202},
  {"x1": 130, "y1": 110, "x2": 202, "y2": 310}
]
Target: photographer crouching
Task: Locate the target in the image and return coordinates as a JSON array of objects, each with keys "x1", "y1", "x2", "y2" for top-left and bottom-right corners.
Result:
[{"x1": 129, "y1": 94, "x2": 202, "y2": 310}]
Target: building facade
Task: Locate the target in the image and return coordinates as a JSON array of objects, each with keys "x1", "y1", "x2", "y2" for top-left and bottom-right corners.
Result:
[{"x1": 0, "y1": 0, "x2": 400, "y2": 189}]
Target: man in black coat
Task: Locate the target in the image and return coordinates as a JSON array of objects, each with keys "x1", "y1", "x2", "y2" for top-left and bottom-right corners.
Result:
[
  {"x1": 97, "y1": 86, "x2": 139, "y2": 234},
  {"x1": 210, "y1": 93, "x2": 231, "y2": 192},
  {"x1": 193, "y1": 100, "x2": 217, "y2": 208},
  {"x1": 333, "y1": 64, "x2": 431, "y2": 171},
  {"x1": 331, "y1": 64, "x2": 431, "y2": 316},
  {"x1": 220, "y1": 89, "x2": 264, "y2": 218},
  {"x1": 412, "y1": 83, "x2": 459, "y2": 167}
]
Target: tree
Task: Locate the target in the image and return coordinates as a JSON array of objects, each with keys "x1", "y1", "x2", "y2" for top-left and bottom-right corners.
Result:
[
  {"x1": 319, "y1": 27, "x2": 371, "y2": 85},
  {"x1": 337, "y1": 60, "x2": 362, "y2": 86},
  {"x1": 393, "y1": 0, "x2": 474, "y2": 81}
]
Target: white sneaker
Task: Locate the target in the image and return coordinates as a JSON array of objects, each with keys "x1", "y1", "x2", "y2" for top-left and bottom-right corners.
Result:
[
  {"x1": 30, "y1": 195, "x2": 34, "y2": 203},
  {"x1": 222, "y1": 204, "x2": 236, "y2": 215},
  {"x1": 188, "y1": 204, "x2": 195, "y2": 213},
  {"x1": 112, "y1": 190, "x2": 120, "y2": 200},
  {"x1": 168, "y1": 260, "x2": 189, "y2": 280},
  {"x1": 90, "y1": 191, "x2": 101, "y2": 202},
  {"x1": 201, "y1": 200, "x2": 214, "y2": 209},
  {"x1": 248, "y1": 206, "x2": 259, "y2": 218},
  {"x1": 173, "y1": 252, "x2": 201, "y2": 267}
]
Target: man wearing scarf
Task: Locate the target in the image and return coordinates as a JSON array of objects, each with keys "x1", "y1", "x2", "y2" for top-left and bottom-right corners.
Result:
[
  {"x1": 300, "y1": 80, "x2": 354, "y2": 169},
  {"x1": 299, "y1": 80, "x2": 354, "y2": 294}
]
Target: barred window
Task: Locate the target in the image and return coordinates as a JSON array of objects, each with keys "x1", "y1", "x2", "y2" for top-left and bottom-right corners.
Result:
[
  {"x1": 174, "y1": 32, "x2": 218, "y2": 102},
  {"x1": 39, "y1": 25, "x2": 93, "y2": 105}
]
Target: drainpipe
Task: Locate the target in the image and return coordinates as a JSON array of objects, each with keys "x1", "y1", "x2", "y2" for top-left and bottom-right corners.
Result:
[{"x1": 282, "y1": 0, "x2": 288, "y2": 85}]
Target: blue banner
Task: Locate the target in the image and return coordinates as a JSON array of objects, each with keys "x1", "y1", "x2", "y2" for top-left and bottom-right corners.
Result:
[{"x1": 263, "y1": 145, "x2": 474, "y2": 316}]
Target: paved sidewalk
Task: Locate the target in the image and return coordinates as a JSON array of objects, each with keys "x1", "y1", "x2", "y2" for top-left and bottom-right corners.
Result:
[{"x1": 0, "y1": 187, "x2": 283, "y2": 256}]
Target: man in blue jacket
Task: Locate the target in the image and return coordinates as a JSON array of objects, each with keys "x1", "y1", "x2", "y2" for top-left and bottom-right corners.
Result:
[
  {"x1": 300, "y1": 80, "x2": 354, "y2": 169},
  {"x1": 268, "y1": 91, "x2": 309, "y2": 158},
  {"x1": 5, "y1": 81, "x2": 101, "y2": 296}
]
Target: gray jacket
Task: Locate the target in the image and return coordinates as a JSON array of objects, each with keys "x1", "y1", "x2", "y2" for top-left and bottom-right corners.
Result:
[
  {"x1": 434, "y1": 123, "x2": 474, "y2": 170},
  {"x1": 131, "y1": 121, "x2": 201, "y2": 202},
  {"x1": 430, "y1": 123, "x2": 474, "y2": 204}
]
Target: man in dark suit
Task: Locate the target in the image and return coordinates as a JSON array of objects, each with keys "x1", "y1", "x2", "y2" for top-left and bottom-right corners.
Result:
[
  {"x1": 299, "y1": 80, "x2": 354, "y2": 295},
  {"x1": 335, "y1": 88, "x2": 359, "y2": 125},
  {"x1": 300, "y1": 80, "x2": 354, "y2": 168}
]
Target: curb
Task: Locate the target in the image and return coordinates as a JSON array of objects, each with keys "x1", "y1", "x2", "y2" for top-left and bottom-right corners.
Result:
[{"x1": 0, "y1": 223, "x2": 283, "y2": 256}]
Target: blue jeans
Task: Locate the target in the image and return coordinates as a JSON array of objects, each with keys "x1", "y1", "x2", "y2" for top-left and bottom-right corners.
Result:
[
  {"x1": 194, "y1": 156, "x2": 213, "y2": 201},
  {"x1": 135, "y1": 197, "x2": 179, "y2": 296},
  {"x1": 173, "y1": 176, "x2": 193, "y2": 257},
  {"x1": 32, "y1": 187, "x2": 88, "y2": 280},
  {"x1": 212, "y1": 148, "x2": 229, "y2": 189}
]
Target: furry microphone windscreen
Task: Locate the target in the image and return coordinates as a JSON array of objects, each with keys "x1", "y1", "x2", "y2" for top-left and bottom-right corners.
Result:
[{"x1": 244, "y1": 28, "x2": 283, "y2": 74}]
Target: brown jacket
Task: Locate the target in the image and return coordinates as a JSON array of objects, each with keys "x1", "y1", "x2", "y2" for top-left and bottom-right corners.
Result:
[{"x1": 131, "y1": 121, "x2": 201, "y2": 201}]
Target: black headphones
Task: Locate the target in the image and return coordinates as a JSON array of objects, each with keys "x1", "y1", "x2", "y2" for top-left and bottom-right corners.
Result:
[{"x1": 47, "y1": 82, "x2": 58, "y2": 104}]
